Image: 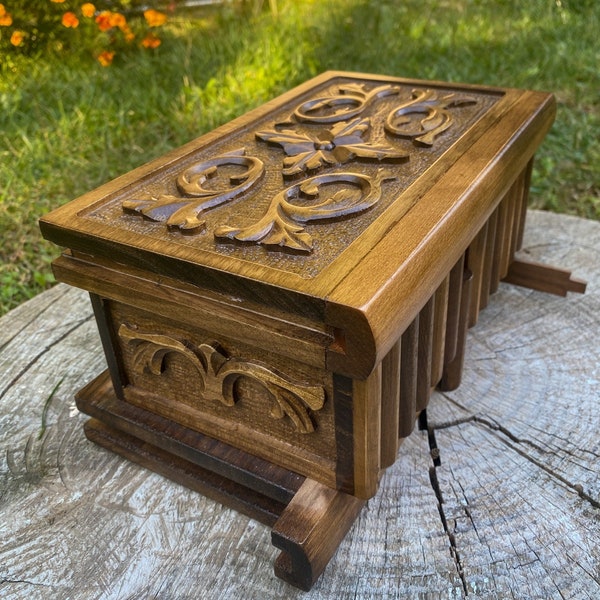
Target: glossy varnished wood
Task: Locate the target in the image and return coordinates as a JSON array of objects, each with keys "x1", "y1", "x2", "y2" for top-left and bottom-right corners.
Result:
[
  {"x1": 3, "y1": 210, "x2": 598, "y2": 598},
  {"x1": 272, "y1": 479, "x2": 365, "y2": 591},
  {"x1": 37, "y1": 71, "x2": 586, "y2": 590},
  {"x1": 40, "y1": 71, "x2": 557, "y2": 379},
  {"x1": 76, "y1": 371, "x2": 305, "y2": 509},
  {"x1": 503, "y1": 258, "x2": 587, "y2": 296},
  {"x1": 380, "y1": 340, "x2": 401, "y2": 468}
]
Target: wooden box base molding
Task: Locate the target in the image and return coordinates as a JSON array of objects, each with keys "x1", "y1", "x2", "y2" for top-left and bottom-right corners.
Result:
[
  {"x1": 77, "y1": 370, "x2": 364, "y2": 591},
  {"x1": 40, "y1": 71, "x2": 585, "y2": 590}
]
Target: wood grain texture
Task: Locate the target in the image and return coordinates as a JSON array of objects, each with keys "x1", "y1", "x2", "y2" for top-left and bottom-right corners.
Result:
[
  {"x1": 40, "y1": 72, "x2": 556, "y2": 381},
  {"x1": 272, "y1": 478, "x2": 365, "y2": 590},
  {"x1": 503, "y1": 257, "x2": 587, "y2": 296},
  {"x1": 380, "y1": 340, "x2": 401, "y2": 468},
  {"x1": 325, "y1": 91, "x2": 556, "y2": 377},
  {"x1": 2, "y1": 210, "x2": 598, "y2": 599}
]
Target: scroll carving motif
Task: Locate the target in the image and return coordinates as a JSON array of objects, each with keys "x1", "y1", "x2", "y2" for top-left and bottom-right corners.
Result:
[
  {"x1": 116, "y1": 81, "x2": 481, "y2": 256},
  {"x1": 256, "y1": 117, "x2": 408, "y2": 177},
  {"x1": 292, "y1": 83, "x2": 401, "y2": 123},
  {"x1": 215, "y1": 169, "x2": 393, "y2": 252},
  {"x1": 122, "y1": 148, "x2": 264, "y2": 233},
  {"x1": 385, "y1": 89, "x2": 478, "y2": 147},
  {"x1": 118, "y1": 324, "x2": 325, "y2": 434}
]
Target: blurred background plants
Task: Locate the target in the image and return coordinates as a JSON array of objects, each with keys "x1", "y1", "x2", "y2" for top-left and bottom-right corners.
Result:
[
  {"x1": 1, "y1": 0, "x2": 598, "y2": 315},
  {"x1": 0, "y1": 1, "x2": 170, "y2": 67}
]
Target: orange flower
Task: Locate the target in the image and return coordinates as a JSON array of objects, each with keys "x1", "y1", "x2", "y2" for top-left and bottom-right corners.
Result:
[
  {"x1": 51, "y1": 0, "x2": 66, "y2": 3},
  {"x1": 122, "y1": 25, "x2": 135, "y2": 42},
  {"x1": 109, "y1": 12, "x2": 126, "y2": 29},
  {"x1": 97, "y1": 50, "x2": 115, "y2": 67},
  {"x1": 10, "y1": 30, "x2": 25, "y2": 46},
  {"x1": 95, "y1": 10, "x2": 112, "y2": 31},
  {"x1": 62, "y1": 11, "x2": 79, "y2": 28},
  {"x1": 144, "y1": 9, "x2": 167, "y2": 27},
  {"x1": 0, "y1": 4, "x2": 12, "y2": 26},
  {"x1": 141, "y1": 33, "x2": 161, "y2": 49},
  {"x1": 81, "y1": 3, "x2": 95, "y2": 18}
]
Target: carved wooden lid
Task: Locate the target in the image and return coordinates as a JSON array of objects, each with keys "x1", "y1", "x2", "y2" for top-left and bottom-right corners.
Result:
[{"x1": 40, "y1": 71, "x2": 555, "y2": 377}]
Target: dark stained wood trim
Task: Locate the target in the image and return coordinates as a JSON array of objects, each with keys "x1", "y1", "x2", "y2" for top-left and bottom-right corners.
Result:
[
  {"x1": 89, "y1": 293, "x2": 127, "y2": 399},
  {"x1": 333, "y1": 373, "x2": 354, "y2": 494}
]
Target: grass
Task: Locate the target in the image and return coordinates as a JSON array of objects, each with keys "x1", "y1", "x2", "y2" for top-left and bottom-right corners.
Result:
[{"x1": 1, "y1": 0, "x2": 599, "y2": 315}]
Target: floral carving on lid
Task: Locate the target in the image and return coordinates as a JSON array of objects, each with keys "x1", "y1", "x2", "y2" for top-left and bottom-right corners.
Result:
[
  {"x1": 385, "y1": 88, "x2": 478, "y2": 147},
  {"x1": 215, "y1": 169, "x2": 394, "y2": 252},
  {"x1": 292, "y1": 82, "x2": 401, "y2": 123},
  {"x1": 122, "y1": 148, "x2": 264, "y2": 233},
  {"x1": 256, "y1": 117, "x2": 408, "y2": 177},
  {"x1": 114, "y1": 77, "x2": 491, "y2": 260}
]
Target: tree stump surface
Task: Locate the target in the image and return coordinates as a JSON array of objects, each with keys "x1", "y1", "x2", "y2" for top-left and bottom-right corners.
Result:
[{"x1": 1, "y1": 210, "x2": 598, "y2": 599}]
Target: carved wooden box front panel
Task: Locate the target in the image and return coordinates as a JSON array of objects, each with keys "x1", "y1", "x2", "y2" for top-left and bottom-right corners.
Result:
[
  {"x1": 108, "y1": 300, "x2": 338, "y2": 485},
  {"x1": 81, "y1": 75, "x2": 501, "y2": 280}
]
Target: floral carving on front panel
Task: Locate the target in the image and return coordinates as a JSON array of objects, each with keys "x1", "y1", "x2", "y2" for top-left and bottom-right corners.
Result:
[
  {"x1": 122, "y1": 148, "x2": 264, "y2": 233},
  {"x1": 385, "y1": 89, "x2": 478, "y2": 147},
  {"x1": 215, "y1": 169, "x2": 394, "y2": 252},
  {"x1": 256, "y1": 117, "x2": 408, "y2": 177},
  {"x1": 292, "y1": 83, "x2": 401, "y2": 123},
  {"x1": 118, "y1": 324, "x2": 325, "y2": 434}
]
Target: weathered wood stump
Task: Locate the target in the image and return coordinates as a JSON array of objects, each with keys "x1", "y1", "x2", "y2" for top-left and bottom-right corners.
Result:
[{"x1": 1, "y1": 209, "x2": 599, "y2": 598}]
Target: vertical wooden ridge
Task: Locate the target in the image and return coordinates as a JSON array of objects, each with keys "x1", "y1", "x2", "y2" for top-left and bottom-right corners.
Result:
[
  {"x1": 516, "y1": 159, "x2": 534, "y2": 251},
  {"x1": 440, "y1": 269, "x2": 473, "y2": 391},
  {"x1": 416, "y1": 296, "x2": 435, "y2": 413},
  {"x1": 380, "y1": 341, "x2": 401, "y2": 468},
  {"x1": 466, "y1": 223, "x2": 489, "y2": 328},
  {"x1": 480, "y1": 209, "x2": 498, "y2": 311},
  {"x1": 443, "y1": 256, "x2": 465, "y2": 367},
  {"x1": 352, "y1": 365, "x2": 382, "y2": 499},
  {"x1": 510, "y1": 171, "x2": 526, "y2": 260},
  {"x1": 431, "y1": 275, "x2": 449, "y2": 388},
  {"x1": 499, "y1": 178, "x2": 520, "y2": 279},
  {"x1": 398, "y1": 316, "x2": 419, "y2": 438}
]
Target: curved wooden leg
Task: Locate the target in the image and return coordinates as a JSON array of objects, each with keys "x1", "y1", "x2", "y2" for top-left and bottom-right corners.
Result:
[{"x1": 271, "y1": 478, "x2": 365, "y2": 591}]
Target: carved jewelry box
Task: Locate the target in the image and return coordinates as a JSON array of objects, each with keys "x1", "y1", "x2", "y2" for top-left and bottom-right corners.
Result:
[{"x1": 39, "y1": 71, "x2": 585, "y2": 590}]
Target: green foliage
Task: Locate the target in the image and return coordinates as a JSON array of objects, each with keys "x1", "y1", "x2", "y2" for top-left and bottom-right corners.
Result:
[
  {"x1": 0, "y1": 0, "x2": 598, "y2": 315},
  {"x1": 0, "y1": 1, "x2": 169, "y2": 65}
]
